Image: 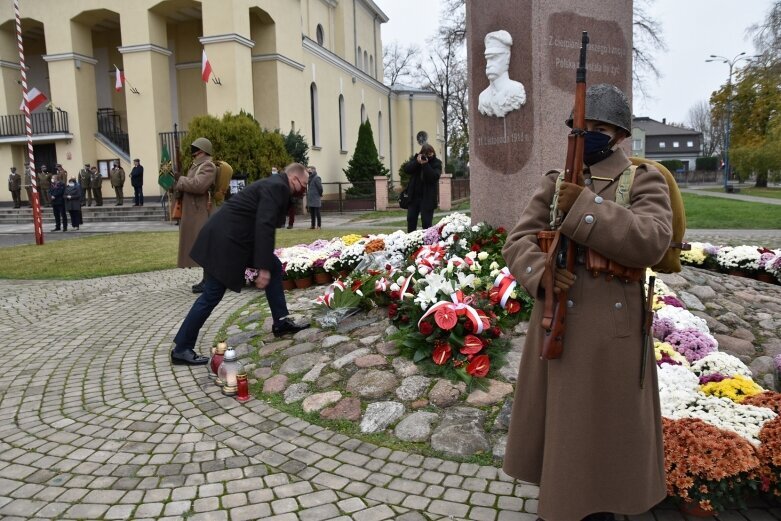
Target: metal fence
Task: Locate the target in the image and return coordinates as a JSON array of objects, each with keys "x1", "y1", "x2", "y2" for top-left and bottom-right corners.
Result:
[
  {"x1": 0, "y1": 111, "x2": 69, "y2": 136},
  {"x1": 159, "y1": 127, "x2": 188, "y2": 174},
  {"x1": 320, "y1": 181, "x2": 375, "y2": 212},
  {"x1": 452, "y1": 178, "x2": 470, "y2": 201},
  {"x1": 97, "y1": 108, "x2": 129, "y2": 154}
]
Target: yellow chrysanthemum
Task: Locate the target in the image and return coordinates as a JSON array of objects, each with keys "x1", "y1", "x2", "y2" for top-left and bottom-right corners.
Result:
[
  {"x1": 680, "y1": 245, "x2": 707, "y2": 265},
  {"x1": 699, "y1": 374, "x2": 764, "y2": 403},
  {"x1": 341, "y1": 234, "x2": 363, "y2": 246},
  {"x1": 654, "y1": 340, "x2": 690, "y2": 366}
]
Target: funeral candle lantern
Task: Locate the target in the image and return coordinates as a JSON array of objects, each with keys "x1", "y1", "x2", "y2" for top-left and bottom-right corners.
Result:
[
  {"x1": 236, "y1": 371, "x2": 250, "y2": 402},
  {"x1": 211, "y1": 342, "x2": 227, "y2": 380},
  {"x1": 219, "y1": 347, "x2": 243, "y2": 396}
]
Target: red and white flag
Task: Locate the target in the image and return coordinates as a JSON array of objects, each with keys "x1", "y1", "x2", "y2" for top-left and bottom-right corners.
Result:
[
  {"x1": 201, "y1": 49, "x2": 212, "y2": 83},
  {"x1": 115, "y1": 66, "x2": 125, "y2": 92},
  {"x1": 19, "y1": 87, "x2": 47, "y2": 112}
]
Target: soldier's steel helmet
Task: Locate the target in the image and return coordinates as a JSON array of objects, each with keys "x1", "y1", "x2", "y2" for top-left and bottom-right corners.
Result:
[
  {"x1": 191, "y1": 137, "x2": 213, "y2": 155},
  {"x1": 566, "y1": 84, "x2": 632, "y2": 137}
]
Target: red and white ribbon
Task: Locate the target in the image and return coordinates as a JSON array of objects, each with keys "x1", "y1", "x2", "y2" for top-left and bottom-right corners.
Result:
[
  {"x1": 399, "y1": 275, "x2": 414, "y2": 299},
  {"x1": 417, "y1": 290, "x2": 484, "y2": 334},
  {"x1": 493, "y1": 267, "x2": 517, "y2": 309},
  {"x1": 414, "y1": 244, "x2": 446, "y2": 270},
  {"x1": 375, "y1": 277, "x2": 388, "y2": 292}
]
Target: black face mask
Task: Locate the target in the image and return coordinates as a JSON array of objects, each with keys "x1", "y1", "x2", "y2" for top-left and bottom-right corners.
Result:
[
  {"x1": 190, "y1": 145, "x2": 199, "y2": 157},
  {"x1": 583, "y1": 131, "x2": 614, "y2": 166}
]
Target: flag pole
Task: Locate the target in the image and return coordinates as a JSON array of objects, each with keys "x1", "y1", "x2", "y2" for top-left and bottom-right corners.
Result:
[{"x1": 14, "y1": 0, "x2": 43, "y2": 245}]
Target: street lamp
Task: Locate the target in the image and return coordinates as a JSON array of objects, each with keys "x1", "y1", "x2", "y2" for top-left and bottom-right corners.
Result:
[{"x1": 705, "y1": 52, "x2": 749, "y2": 192}]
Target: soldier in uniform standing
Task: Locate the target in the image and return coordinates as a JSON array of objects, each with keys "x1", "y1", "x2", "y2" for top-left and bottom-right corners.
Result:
[
  {"x1": 23, "y1": 162, "x2": 32, "y2": 205},
  {"x1": 110, "y1": 161, "x2": 125, "y2": 206},
  {"x1": 8, "y1": 166, "x2": 21, "y2": 208},
  {"x1": 175, "y1": 137, "x2": 216, "y2": 293},
  {"x1": 90, "y1": 165, "x2": 103, "y2": 206},
  {"x1": 39, "y1": 165, "x2": 51, "y2": 207},
  {"x1": 79, "y1": 163, "x2": 93, "y2": 207},
  {"x1": 501, "y1": 84, "x2": 672, "y2": 521}
]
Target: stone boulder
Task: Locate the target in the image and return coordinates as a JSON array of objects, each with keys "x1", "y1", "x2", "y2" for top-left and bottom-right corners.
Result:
[
  {"x1": 320, "y1": 396, "x2": 361, "y2": 420},
  {"x1": 466, "y1": 379, "x2": 513, "y2": 406},
  {"x1": 360, "y1": 402, "x2": 405, "y2": 433},
  {"x1": 279, "y1": 353, "x2": 326, "y2": 375},
  {"x1": 714, "y1": 334, "x2": 756, "y2": 358},
  {"x1": 428, "y1": 379, "x2": 466, "y2": 408},
  {"x1": 284, "y1": 383, "x2": 310, "y2": 404},
  {"x1": 346, "y1": 370, "x2": 399, "y2": 399},
  {"x1": 302, "y1": 391, "x2": 342, "y2": 413},
  {"x1": 396, "y1": 376, "x2": 431, "y2": 401},
  {"x1": 430, "y1": 407, "x2": 490, "y2": 457},
  {"x1": 262, "y1": 375, "x2": 288, "y2": 394},
  {"x1": 394, "y1": 412, "x2": 439, "y2": 442}
]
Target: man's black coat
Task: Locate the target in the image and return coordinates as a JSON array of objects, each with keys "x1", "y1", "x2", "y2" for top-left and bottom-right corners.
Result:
[
  {"x1": 403, "y1": 155, "x2": 442, "y2": 211},
  {"x1": 190, "y1": 173, "x2": 290, "y2": 292},
  {"x1": 130, "y1": 165, "x2": 144, "y2": 188}
]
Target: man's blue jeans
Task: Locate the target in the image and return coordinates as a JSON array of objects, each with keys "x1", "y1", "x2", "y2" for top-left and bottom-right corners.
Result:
[{"x1": 173, "y1": 256, "x2": 289, "y2": 353}]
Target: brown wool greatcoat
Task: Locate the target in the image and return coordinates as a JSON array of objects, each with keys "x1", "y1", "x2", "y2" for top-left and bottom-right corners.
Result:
[
  {"x1": 175, "y1": 156, "x2": 216, "y2": 268},
  {"x1": 501, "y1": 148, "x2": 672, "y2": 521}
]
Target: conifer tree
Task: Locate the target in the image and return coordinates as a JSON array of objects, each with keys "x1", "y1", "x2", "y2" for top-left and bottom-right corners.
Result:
[{"x1": 343, "y1": 120, "x2": 388, "y2": 198}]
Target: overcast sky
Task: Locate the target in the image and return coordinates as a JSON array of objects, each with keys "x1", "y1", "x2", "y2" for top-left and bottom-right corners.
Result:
[{"x1": 374, "y1": 0, "x2": 773, "y2": 126}]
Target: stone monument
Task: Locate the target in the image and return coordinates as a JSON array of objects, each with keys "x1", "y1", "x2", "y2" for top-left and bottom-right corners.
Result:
[{"x1": 467, "y1": 1, "x2": 633, "y2": 229}]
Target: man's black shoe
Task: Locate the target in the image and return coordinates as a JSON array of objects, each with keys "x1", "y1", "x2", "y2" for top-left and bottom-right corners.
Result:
[
  {"x1": 171, "y1": 349, "x2": 209, "y2": 365},
  {"x1": 272, "y1": 317, "x2": 310, "y2": 338},
  {"x1": 192, "y1": 282, "x2": 204, "y2": 294},
  {"x1": 50, "y1": 228, "x2": 60, "y2": 232}
]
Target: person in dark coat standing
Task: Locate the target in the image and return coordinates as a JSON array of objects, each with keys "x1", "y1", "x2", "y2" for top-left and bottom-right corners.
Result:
[
  {"x1": 64, "y1": 177, "x2": 82, "y2": 230},
  {"x1": 78, "y1": 164, "x2": 92, "y2": 207},
  {"x1": 49, "y1": 175, "x2": 68, "y2": 231},
  {"x1": 403, "y1": 143, "x2": 441, "y2": 232},
  {"x1": 8, "y1": 167, "x2": 21, "y2": 208},
  {"x1": 130, "y1": 158, "x2": 144, "y2": 206},
  {"x1": 90, "y1": 166, "x2": 103, "y2": 206},
  {"x1": 306, "y1": 166, "x2": 323, "y2": 229},
  {"x1": 170, "y1": 163, "x2": 312, "y2": 365}
]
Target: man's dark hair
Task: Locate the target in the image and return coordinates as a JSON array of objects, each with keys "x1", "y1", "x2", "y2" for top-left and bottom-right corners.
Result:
[{"x1": 420, "y1": 144, "x2": 436, "y2": 155}]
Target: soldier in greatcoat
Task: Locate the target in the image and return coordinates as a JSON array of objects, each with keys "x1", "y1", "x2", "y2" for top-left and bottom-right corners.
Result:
[
  {"x1": 79, "y1": 163, "x2": 93, "y2": 206},
  {"x1": 175, "y1": 137, "x2": 216, "y2": 293},
  {"x1": 501, "y1": 84, "x2": 672, "y2": 521},
  {"x1": 23, "y1": 162, "x2": 32, "y2": 204},
  {"x1": 8, "y1": 167, "x2": 21, "y2": 208},
  {"x1": 38, "y1": 165, "x2": 51, "y2": 207},
  {"x1": 90, "y1": 166, "x2": 103, "y2": 206},
  {"x1": 109, "y1": 161, "x2": 125, "y2": 206}
]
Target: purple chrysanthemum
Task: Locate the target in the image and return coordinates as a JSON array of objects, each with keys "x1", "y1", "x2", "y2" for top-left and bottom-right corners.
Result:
[
  {"x1": 660, "y1": 295, "x2": 685, "y2": 308},
  {"x1": 699, "y1": 373, "x2": 727, "y2": 385},
  {"x1": 422, "y1": 227, "x2": 441, "y2": 245},
  {"x1": 657, "y1": 353, "x2": 682, "y2": 367},
  {"x1": 652, "y1": 316, "x2": 676, "y2": 342},
  {"x1": 665, "y1": 328, "x2": 718, "y2": 363}
]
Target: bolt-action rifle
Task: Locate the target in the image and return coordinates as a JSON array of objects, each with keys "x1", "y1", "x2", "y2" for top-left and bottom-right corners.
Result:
[{"x1": 538, "y1": 31, "x2": 589, "y2": 360}]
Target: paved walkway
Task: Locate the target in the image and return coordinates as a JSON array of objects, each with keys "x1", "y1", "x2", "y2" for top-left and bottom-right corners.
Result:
[
  {"x1": 0, "y1": 210, "x2": 780, "y2": 519},
  {"x1": 0, "y1": 269, "x2": 779, "y2": 520}
]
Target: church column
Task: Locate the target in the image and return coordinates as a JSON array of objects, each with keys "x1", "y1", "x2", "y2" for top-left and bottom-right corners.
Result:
[{"x1": 201, "y1": 0, "x2": 255, "y2": 116}]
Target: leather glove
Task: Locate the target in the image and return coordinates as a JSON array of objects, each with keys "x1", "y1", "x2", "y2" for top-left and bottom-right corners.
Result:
[
  {"x1": 553, "y1": 268, "x2": 576, "y2": 294},
  {"x1": 557, "y1": 181, "x2": 584, "y2": 213}
]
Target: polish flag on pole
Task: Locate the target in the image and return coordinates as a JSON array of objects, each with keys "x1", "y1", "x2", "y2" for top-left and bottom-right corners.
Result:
[
  {"x1": 201, "y1": 49, "x2": 212, "y2": 83},
  {"x1": 19, "y1": 87, "x2": 47, "y2": 112},
  {"x1": 115, "y1": 66, "x2": 125, "y2": 92}
]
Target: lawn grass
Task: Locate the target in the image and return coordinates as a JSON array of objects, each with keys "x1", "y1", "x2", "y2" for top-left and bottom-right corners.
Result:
[
  {"x1": 0, "y1": 227, "x2": 397, "y2": 280},
  {"x1": 701, "y1": 186, "x2": 781, "y2": 200},
  {"x1": 683, "y1": 192, "x2": 781, "y2": 228}
]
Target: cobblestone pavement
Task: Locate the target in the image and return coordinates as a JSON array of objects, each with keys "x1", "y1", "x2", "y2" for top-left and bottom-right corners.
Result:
[{"x1": 1, "y1": 269, "x2": 780, "y2": 520}]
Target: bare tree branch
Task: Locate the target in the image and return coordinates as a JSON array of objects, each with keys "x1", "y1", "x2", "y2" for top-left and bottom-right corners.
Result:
[
  {"x1": 383, "y1": 41, "x2": 420, "y2": 86},
  {"x1": 747, "y1": 1, "x2": 781, "y2": 64},
  {"x1": 633, "y1": 0, "x2": 667, "y2": 99}
]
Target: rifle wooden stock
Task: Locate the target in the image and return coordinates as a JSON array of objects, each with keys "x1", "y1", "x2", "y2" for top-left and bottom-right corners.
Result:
[{"x1": 539, "y1": 31, "x2": 589, "y2": 360}]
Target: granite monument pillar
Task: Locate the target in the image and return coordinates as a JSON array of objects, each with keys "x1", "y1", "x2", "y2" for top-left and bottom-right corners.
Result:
[{"x1": 467, "y1": 0, "x2": 633, "y2": 229}]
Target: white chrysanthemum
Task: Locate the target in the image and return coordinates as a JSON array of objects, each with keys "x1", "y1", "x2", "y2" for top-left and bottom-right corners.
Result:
[
  {"x1": 690, "y1": 352, "x2": 752, "y2": 378},
  {"x1": 655, "y1": 305, "x2": 710, "y2": 334}
]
